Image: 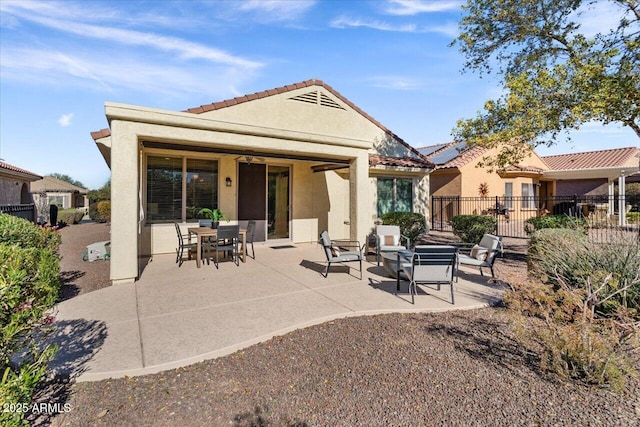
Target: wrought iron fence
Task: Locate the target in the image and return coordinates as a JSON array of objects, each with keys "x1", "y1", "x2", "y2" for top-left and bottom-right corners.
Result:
[
  {"x1": 431, "y1": 195, "x2": 640, "y2": 242},
  {"x1": 0, "y1": 204, "x2": 37, "y2": 223}
]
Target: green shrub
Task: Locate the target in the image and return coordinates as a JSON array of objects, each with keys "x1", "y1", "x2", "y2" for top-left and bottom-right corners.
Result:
[
  {"x1": 449, "y1": 215, "x2": 497, "y2": 244},
  {"x1": 57, "y1": 209, "x2": 85, "y2": 225},
  {"x1": 627, "y1": 212, "x2": 640, "y2": 224},
  {"x1": 524, "y1": 214, "x2": 587, "y2": 236},
  {"x1": 507, "y1": 231, "x2": 640, "y2": 391},
  {"x1": 0, "y1": 214, "x2": 61, "y2": 426},
  {"x1": 380, "y1": 212, "x2": 428, "y2": 243},
  {"x1": 89, "y1": 200, "x2": 111, "y2": 223}
]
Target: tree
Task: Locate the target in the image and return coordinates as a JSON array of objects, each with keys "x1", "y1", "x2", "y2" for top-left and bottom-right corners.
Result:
[
  {"x1": 87, "y1": 179, "x2": 110, "y2": 202},
  {"x1": 47, "y1": 173, "x2": 85, "y2": 189},
  {"x1": 452, "y1": 0, "x2": 639, "y2": 169}
]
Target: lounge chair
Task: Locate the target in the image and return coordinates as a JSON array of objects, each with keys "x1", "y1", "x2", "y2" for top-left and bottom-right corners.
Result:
[
  {"x1": 456, "y1": 233, "x2": 503, "y2": 280},
  {"x1": 375, "y1": 225, "x2": 410, "y2": 266},
  {"x1": 319, "y1": 231, "x2": 363, "y2": 279}
]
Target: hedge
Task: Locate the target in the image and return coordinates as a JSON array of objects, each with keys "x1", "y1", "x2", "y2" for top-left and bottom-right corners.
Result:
[{"x1": 380, "y1": 212, "x2": 428, "y2": 243}]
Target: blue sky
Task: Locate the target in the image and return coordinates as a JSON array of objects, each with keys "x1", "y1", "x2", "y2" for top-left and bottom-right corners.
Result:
[{"x1": 1, "y1": 0, "x2": 636, "y2": 190}]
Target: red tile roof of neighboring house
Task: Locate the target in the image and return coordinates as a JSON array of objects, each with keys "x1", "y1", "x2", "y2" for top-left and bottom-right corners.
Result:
[
  {"x1": 90, "y1": 79, "x2": 427, "y2": 162},
  {"x1": 369, "y1": 154, "x2": 433, "y2": 169},
  {"x1": 0, "y1": 161, "x2": 42, "y2": 180},
  {"x1": 542, "y1": 147, "x2": 640, "y2": 171}
]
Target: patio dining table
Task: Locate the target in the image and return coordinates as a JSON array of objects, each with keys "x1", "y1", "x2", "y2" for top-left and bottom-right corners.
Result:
[{"x1": 188, "y1": 227, "x2": 247, "y2": 268}]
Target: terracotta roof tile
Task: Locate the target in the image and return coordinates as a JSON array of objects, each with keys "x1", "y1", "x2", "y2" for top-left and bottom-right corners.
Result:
[
  {"x1": 369, "y1": 154, "x2": 433, "y2": 169},
  {"x1": 90, "y1": 128, "x2": 111, "y2": 140},
  {"x1": 542, "y1": 147, "x2": 640, "y2": 170},
  {"x1": 501, "y1": 164, "x2": 544, "y2": 173},
  {"x1": 0, "y1": 161, "x2": 42, "y2": 180}
]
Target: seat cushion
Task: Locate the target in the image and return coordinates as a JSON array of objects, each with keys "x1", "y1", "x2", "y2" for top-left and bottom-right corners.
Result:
[
  {"x1": 334, "y1": 251, "x2": 361, "y2": 262},
  {"x1": 379, "y1": 245, "x2": 407, "y2": 252},
  {"x1": 458, "y1": 253, "x2": 486, "y2": 267}
]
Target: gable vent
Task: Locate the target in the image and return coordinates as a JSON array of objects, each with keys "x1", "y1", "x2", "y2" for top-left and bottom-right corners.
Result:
[
  {"x1": 319, "y1": 92, "x2": 345, "y2": 110},
  {"x1": 289, "y1": 90, "x2": 345, "y2": 110}
]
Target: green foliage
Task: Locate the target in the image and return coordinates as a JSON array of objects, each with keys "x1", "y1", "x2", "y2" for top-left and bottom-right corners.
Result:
[
  {"x1": 449, "y1": 214, "x2": 497, "y2": 244},
  {"x1": 524, "y1": 214, "x2": 588, "y2": 236},
  {"x1": 87, "y1": 179, "x2": 110, "y2": 202},
  {"x1": 626, "y1": 212, "x2": 640, "y2": 224},
  {"x1": 380, "y1": 212, "x2": 428, "y2": 243},
  {"x1": 89, "y1": 201, "x2": 111, "y2": 223},
  {"x1": 452, "y1": 0, "x2": 640, "y2": 169},
  {"x1": 57, "y1": 209, "x2": 85, "y2": 225},
  {"x1": 198, "y1": 208, "x2": 229, "y2": 222},
  {"x1": 0, "y1": 214, "x2": 61, "y2": 424},
  {"x1": 508, "y1": 230, "x2": 640, "y2": 390},
  {"x1": 46, "y1": 173, "x2": 85, "y2": 189}
]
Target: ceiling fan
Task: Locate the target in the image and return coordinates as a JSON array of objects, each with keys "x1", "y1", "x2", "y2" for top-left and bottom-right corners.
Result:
[{"x1": 234, "y1": 155, "x2": 265, "y2": 165}]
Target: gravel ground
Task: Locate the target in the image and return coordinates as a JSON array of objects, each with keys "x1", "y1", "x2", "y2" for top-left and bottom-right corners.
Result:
[{"x1": 35, "y1": 224, "x2": 640, "y2": 426}]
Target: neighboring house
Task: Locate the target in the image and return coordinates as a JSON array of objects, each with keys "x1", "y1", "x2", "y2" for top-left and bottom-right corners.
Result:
[
  {"x1": 90, "y1": 79, "x2": 434, "y2": 284},
  {"x1": 0, "y1": 161, "x2": 42, "y2": 222},
  {"x1": 419, "y1": 142, "x2": 640, "y2": 226},
  {"x1": 418, "y1": 141, "x2": 549, "y2": 220},
  {"x1": 31, "y1": 176, "x2": 89, "y2": 216},
  {"x1": 541, "y1": 147, "x2": 640, "y2": 197}
]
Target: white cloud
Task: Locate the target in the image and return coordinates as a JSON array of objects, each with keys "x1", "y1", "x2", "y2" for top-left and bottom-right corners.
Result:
[
  {"x1": 331, "y1": 16, "x2": 457, "y2": 36},
  {"x1": 0, "y1": 47, "x2": 255, "y2": 100},
  {"x1": 572, "y1": 1, "x2": 630, "y2": 37},
  {"x1": 239, "y1": 0, "x2": 317, "y2": 21},
  {"x1": 383, "y1": 0, "x2": 462, "y2": 16},
  {"x1": 1, "y1": 1, "x2": 262, "y2": 69},
  {"x1": 58, "y1": 113, "x2": 73, "y2": 127},
  {"x1": 367, "y1": 76, "x2": 424, "y2": 90}
]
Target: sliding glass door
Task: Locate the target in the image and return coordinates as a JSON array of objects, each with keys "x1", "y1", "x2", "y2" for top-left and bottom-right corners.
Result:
[{"x1": 267, "y1": 166, "x2": 289, "y2": 240}]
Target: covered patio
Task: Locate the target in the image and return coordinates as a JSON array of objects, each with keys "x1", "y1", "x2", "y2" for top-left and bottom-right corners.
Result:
[{"x1": 50, "y1": 243, "x2": 504, "y2": 382}]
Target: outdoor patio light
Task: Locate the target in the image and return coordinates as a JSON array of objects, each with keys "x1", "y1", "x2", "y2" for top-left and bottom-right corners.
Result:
[{"x1": 225, "y1": 177, "x2": 232, "y2": 187}]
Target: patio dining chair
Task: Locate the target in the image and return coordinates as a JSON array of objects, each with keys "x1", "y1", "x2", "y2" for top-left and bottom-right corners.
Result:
[
  {"x1": 243, "y1": 220, "x2": 257, "y2": 259},
  {"x1": 174, "y1": 223, "x2": 197, "y2": 267},
  {"x1": 319, "y1": 230, "x2": 363, "y2": 279},
  {"x1": 397, "y1": 245, "x2": 458, "y2": 304},
  {"x1": 210, "y1": 224, "x2": 240, "y2": 269}
]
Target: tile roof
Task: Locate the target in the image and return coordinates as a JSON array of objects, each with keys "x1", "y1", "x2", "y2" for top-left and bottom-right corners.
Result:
[
  {"x1": 542, "y1": 147, "x2": 640, "y2": 171},
  {"x1": 90, "y1": 79, "x2": 426, "y2": 162},
  {"x1": 500, "y1": 164, "x2": 545, "y2": 173},
  {"x1": 0, "y1": 161, "x2": 42, "y2": 180},
  {"x1": 369, "y1": 154, "x2": 433, "y2": 169},
  {"x1": 31, "y1": 176, "x2": 88, "y2": 193}
]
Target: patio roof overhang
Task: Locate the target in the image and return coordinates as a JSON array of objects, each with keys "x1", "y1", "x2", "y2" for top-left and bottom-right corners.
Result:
[
  {"x1": 542, "y1": 165, "x2": 640, "y2": 181},
  {"x1": 95, "y1": 102, "x2": 374, "y2": 170}
]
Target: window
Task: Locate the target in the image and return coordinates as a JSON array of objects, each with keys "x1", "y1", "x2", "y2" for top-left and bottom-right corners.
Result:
[
  {"x1": 377, "y1": 178, "x2": 413, "y2": 217},
  {"x1": 504, "y1": 182, "x2": 513, "y2": 209},
  {"x1": 146, "y1": 155, "x2": 218, "y2": 223},
  {"x1": 521, "y1": 183, "x2": 536, "y2": 209}
]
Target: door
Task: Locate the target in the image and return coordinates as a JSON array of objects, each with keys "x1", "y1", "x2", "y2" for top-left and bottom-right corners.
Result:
[
  {"x1": 267, "y1": 165, "x2": 290, "y2": 240},
  {"x1": 238, "y1": 163, "x2": 267, "y2": 242}
]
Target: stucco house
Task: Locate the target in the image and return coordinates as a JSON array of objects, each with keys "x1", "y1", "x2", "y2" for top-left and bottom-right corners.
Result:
[
  {"x1": 0, "y1": 161, "x2": 42, "y2": 222},
  {"x1": 91, "y1": 79, "x2": 434, "y2": 284},
  {"x1": 31, "y1": 176, "x2": 89, "y2": 214},
  {"x1": 419, "y1": 141, "x2": 550, "y2": 220},
  {"x1": 420, "y1": 142, "x2": 639, "y2": 227}
]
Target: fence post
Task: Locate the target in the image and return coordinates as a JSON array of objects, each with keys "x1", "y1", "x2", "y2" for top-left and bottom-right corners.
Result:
[{"x1": 495, "y1": 195, "x2": 500, "y2": 235}]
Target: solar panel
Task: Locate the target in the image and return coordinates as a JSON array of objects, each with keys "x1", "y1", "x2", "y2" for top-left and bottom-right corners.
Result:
[
  {"x1": 418, "y1": 143, "x2": 448, "y2": 156},
  {"x1": 428, "y1": 142, "x2": 469, "y2": 165}
]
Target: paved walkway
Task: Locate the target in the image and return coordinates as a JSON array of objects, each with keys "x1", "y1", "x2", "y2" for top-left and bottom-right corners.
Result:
[{"x1": 50, "y1": 243, "x2": 504, "y2": 382}]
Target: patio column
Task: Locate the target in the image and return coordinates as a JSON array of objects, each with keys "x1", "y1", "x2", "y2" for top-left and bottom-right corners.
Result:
[
  {"x1": 349, "y1": 153, "x2": 370, "y2": 244},
  {"x1": 608, "y1": 179, "x2": 615, "y2": 216},
  {"x1": 109, "y1": 120, "x2": 139, "y2": 284},
  {"x1": 619, "y1": 173, "x2": 626, "y2": 226}
]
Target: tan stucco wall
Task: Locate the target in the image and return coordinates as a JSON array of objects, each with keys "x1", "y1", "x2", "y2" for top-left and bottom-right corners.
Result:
[
  {"x1": 0, "y1": 176, "x2": 26, "y2": 204},
  {"x1": 430, "y1": 171, "x2": 461, "y2": 197}
]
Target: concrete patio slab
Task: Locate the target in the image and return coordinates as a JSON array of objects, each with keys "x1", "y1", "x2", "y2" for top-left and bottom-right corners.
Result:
[{"x1": 50, "y1": 243, "x2": 505, "y2": 382}]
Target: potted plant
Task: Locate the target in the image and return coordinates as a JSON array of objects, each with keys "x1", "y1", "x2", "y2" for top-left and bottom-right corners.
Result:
[{"x1": 198, "y1": 208, "x2": 229, "y2": 228}]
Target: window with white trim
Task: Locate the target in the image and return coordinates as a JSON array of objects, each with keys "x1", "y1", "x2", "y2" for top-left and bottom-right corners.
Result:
[
  {"x1": 504, "y1": 182, "x2": 513, "y2": 209},
  {"x1": 521, "y1": 183, "x2": 536, "y2": 209}
]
